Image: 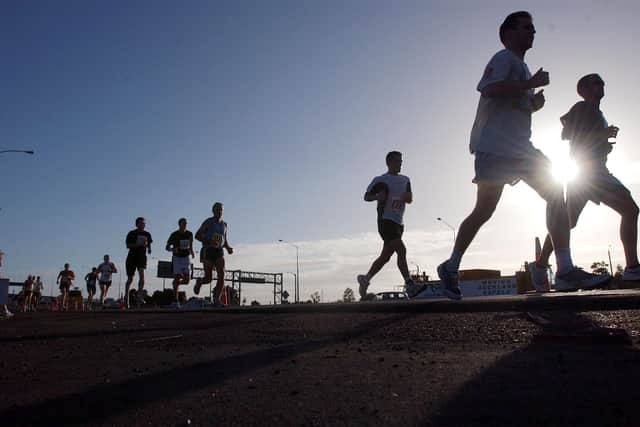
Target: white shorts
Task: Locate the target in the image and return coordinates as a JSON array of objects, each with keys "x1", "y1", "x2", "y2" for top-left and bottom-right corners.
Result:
[{"x1": 172, "y1": 256, "x2": 191, "y2": 277}]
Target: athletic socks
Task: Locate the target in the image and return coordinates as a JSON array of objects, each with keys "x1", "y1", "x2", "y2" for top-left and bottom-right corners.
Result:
[{"x1": 555, "y1": 248, "x2": 574, "y2": 276}]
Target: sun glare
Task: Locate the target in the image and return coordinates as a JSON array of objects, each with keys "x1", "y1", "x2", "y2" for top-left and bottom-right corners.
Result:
[{"x1": 532, "y1": 126, "x2": 580, "y2": 185}]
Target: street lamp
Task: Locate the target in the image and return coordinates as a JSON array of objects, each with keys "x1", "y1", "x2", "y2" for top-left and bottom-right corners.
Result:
[
  {"x1": 0, "y1": 150, "x2": 34, "y2": 155},
  {"x1": 608, "y1": 245, "x2": 614, "y2": 276},
  {"x1": 284, "y1": 271, "x2": 297, "y2": 302},
  {"x1": 278, "y1": 240, "x2": 299, "y2": 303},
  {"x1": 437, "y1": 217, "x2": 456, "y2": 242}
]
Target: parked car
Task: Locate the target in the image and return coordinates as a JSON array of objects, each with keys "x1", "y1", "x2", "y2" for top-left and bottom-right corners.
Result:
[{"x1": 376, "y1": 291, "x2": 408, "y2": 301}]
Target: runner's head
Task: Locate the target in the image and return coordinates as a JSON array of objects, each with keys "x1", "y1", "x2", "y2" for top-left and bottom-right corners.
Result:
[
  {"x1": 178, "y1": 217, "x2": 187, "y2": 231},
  {"x1": 135, "y1": 216, "x2": 146, "y2": 230},
  {"x1": 577, "y1": 73, "x2": 605, "y2": 102},
  {"x1": 92, "y1": 267, "x2": 97, "y2": 272},
  {"x1": 104, "y1": 254, "x2": 110, "y2": 262},
  {"x1": 386, "y1": 151, "x2": 403, "y2": 174},
  {"x1": 212, "y1": 202, "x2": 223, "y2": 219},
  {"x1": 499, "y1": 11, "x2": 534, "y2": 51},
  {"x1": 64, "y1": 263, "x2": 70, "y2": 270}
]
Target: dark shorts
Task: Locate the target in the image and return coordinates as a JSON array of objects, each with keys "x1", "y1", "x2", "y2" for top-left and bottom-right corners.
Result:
[
  {"x1": 33, "y1": 292, "x2": 41, "y2": 300},
  {"x1": 126, "y1": 254, "x2": 147, "y2": 276},
  {"x1": 201, "y1": 246, "x2": 224, "y2": 266},
  {"x1": 87, "y1": 283, "x2": 96, "y2": 294},
  {"x1": 59, "y1": 282, "x2": 71, "y2": 292},
  {"x1": 99, "y1": 280, "x2": 112, "y2": 287},
  {"x1": 473, "y1": 151, "x2": 560, "y2": 201},
  {"x1": 567, "y1": 165, "x2": 630, "y2": 212},
  {"x1": 377, "y1": 219, "x2": 404, "y2": 243}
]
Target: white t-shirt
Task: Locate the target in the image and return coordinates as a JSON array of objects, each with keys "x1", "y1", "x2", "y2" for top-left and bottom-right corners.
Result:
[
  {"x1": 366, "y1": 173, "x2": 411, "y2": 225},
  {"x1": 469, "y1": 49, "x2": 538, "y2": 159},
  {"x1": 97, "y1": 262, "x2": 115, "y2": 282}
]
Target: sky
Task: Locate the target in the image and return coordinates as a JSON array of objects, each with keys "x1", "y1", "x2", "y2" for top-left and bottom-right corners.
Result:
[{"x1": 2, "y1": 0, "x2": 640, "y2": 304}]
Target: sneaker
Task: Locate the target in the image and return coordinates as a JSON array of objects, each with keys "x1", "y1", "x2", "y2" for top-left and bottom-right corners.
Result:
[
  {"x1": 405, "y1": 279, "x2": 426, "y2": 298},
  {"x1": 437, "y1": 262, "x2": 462, "y2": 300},
  {"x1": 357, "y1": 275, "x2": 370, "y2": 300},
  {"x1": 212, "y1": 299, "x2": 226, "y2": 308},
  {"x1": 194, "y1": 278, "x2": 202, "y2": 295},
  {"x1": 555, "y1": 267, "x2": 611, "y2": 292},
  {"x1": 622, "y1": 265, "x2": 640, "y2": 281},
  {"x1": 528, "y1": 261, "x2": 549, "y2": 292}
]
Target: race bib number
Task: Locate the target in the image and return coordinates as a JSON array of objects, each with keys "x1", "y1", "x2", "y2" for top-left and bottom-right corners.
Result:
[
  {"x1": 137, "y1": 235, "x2": 148, "y2": 246},
  {"x1": 179, "y1": 239, "x2": 191, "y2": 250},
  {"x1": 211, "y1": 233, "x2": 223, "y2": 248},
  {"x1": 391, "y1": 198, "x2": 403, "y2": 213}
]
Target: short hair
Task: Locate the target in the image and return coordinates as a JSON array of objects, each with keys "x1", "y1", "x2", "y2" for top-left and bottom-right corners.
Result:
[
  {"x1": 64, "y1": 263, "x2": 70, "y2": 268},
  {"x1": 178, "y1": 217, "x2": 187, "y2": 225},
  {"x1": 135, "y1": 217, "x2": 145, "y2": 225},
  {"x1": 499, "y1": 11, "x2": 532, "y2": 44},
  {"x1": 385, "y1": 151, "x2": 402, "y2": 166},
  {"x1": 577, "y1": 73, "x2": 603, "y2": 98},
  {"x1": 212, "y1": 202, "x2": 223, "y2": 212}
]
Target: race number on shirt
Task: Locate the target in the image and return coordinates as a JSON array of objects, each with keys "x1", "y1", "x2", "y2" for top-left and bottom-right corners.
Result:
[
  {"x1": 179, "y1": 240, "x2": 191, "y2": 250},
  {"x1": 137, "y1": 235, "x2": 148, "y2": 246},
  {"x1": 211, "y1": 234, "x2": 223, "y2": 248},
  {"x1": 390, "y1": 198, "x2": 404, "y2": 213}
]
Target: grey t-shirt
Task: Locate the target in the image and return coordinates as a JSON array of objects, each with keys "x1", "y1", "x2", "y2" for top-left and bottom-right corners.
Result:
[
  {"x1": 469, "y1": 49, "x2": 537, "y2": 158},
  {"x1": 366, "y1": 173, "x2": 412, "y2": 225}
]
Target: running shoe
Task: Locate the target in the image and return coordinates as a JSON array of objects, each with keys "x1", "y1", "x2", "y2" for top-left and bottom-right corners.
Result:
[
  {"x1": 555, "y1": 267, "x2": 611, "y2": 292},
  {"x1": 405, "y1": 279, "x2": 426, "y2": 298},
  {"x1": 528, "y1": 261, "x2": 549, "y2": 292},
  {"x1": 357, "y1": 275, "x2": 370, "y2": 300},
  {"x1": 194, "y1": 278, "x2": 202, "y2": 295},
  {"x1": 437, "y1": 262, "x2": 462, "y2": 300},
  {"x1": 622, "y1": 265, "x2": 640, "y2": 281},
  {"x1": 212, "y1": 300, "x2": 226, "y2": 308}
]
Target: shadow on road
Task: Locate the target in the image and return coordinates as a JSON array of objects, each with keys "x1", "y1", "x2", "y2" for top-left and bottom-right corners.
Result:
[
  {"x1": 0, "y1": 313, "x2": 418, "y2": 425},
  {"x1": 429, "y1": 312, "x2": 640, "y2": 426}
]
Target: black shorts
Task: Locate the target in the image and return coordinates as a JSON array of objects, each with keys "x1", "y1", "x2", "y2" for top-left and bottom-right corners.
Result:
[
  {"x1": 377, "y1": 219, "x2": 404, "y2": 243},
  {"x1": 202, "y1": 246, "x2": 224, "y2": 266},
  {"x1": 99, "y1": 280, "x2": 112, "y2": 287},
  {"x1": 59, "y1": 283, "x2": 71, "y2": 292},
  {"x1": 87, "y1": 283, "x2": 97, "y2": 294},
  {"x1": 126, "y1": 254, "x2": 147, "y2": 276}
]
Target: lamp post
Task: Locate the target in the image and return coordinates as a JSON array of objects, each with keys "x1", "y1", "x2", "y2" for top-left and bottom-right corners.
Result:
[
  {"x1": 278, "y1": 240, "x2": 299, "y2": 303},
  {"x1": 608, "y1": 245, "x2": 614, "y2": 276},
  {"x1": 0, "y1": 150, "x2": 34, "y2": 155},
  {"x1": 437, "y1": 217, "x2": 456, "y2": 242},
  {"x1": 285, "y1": 272, "x2": 297, "y2": 302}
]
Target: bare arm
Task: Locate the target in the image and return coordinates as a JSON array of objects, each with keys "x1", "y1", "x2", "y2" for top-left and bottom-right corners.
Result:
[
  {"x1": 223, "y1": 226, "x2": 233, "y2": 254},
  {"x1": 481, "y1": 68, "x2": 549, "y2": 98}
]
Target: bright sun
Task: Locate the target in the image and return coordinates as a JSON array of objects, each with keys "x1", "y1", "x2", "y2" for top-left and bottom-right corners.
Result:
[{"x1": 532, "y1": 125, "x2": 580, "y2": 185}]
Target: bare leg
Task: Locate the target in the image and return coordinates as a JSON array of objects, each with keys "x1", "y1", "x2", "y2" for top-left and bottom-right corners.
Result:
[
  {"x1": 366, "y1": 244, "x2": 395, "y2": 280},
  {"x1": 450, "y1": 182, "x2": 504, "y2": 264},
  {"x1": 600, "y1": 190, "x2": 640, "y2": 267}
]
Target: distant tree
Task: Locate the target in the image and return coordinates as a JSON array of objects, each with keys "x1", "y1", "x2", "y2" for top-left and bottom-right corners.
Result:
[
  {"x1": 242, "y1": 297, "x2": 247, "y2": 305},
  {"x1": 250, "y1": 300, "x2": 261, "y2": 306},
  {"x1": 591, "y1": 261, "x2": 610, "y2": 275},
  {"x1": 343, "y1": 287, "x2": 355, "y2": 303},
  {"x1": 310, "y1": 291, "x2": 321, "y2": 304}
]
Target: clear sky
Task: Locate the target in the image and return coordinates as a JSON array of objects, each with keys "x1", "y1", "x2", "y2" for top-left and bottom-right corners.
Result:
[{"x1": 2, "y1": 0, "x2": 640, "y2": 303}]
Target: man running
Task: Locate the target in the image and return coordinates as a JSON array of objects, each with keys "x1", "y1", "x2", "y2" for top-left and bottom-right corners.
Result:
[
  {"x1": 84, "y1": 267, "x2": 98, "y2": 309},
  {"x1": 124, "y1": 217, "x2": 152, "y2": 308},
  {"x1": 437, "y1": 11, "x2": 610, "y2": 300},
  {"x1": 166, "y1": 218, "x2": 195, "y2": 305},
  {"x1": 22, "y1": 275, "x2": 34, "y2": 312},
  {"x1": 32, "y1": 276, "x2": 44, "y2": 311},
  {"x1": 97, "y1": 255, "x2": 117, "y2": 305},
  {"x1": 531, "y1": 74, "x2": 640, "y2": 289},
  {"x1": 357, "y1": 151, "x2": 424, "y2": 299},
  {"x1": 56, "y1": 263, "x2": 75, "y2": 311},
  {"x1": 193, "y1": 203, "x2": 233, "y2": 307}
]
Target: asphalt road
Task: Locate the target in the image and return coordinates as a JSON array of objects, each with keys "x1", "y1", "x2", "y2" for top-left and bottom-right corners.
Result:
[{"x1": 1, "y1": 289, "x2": 640, "y2": 426}]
